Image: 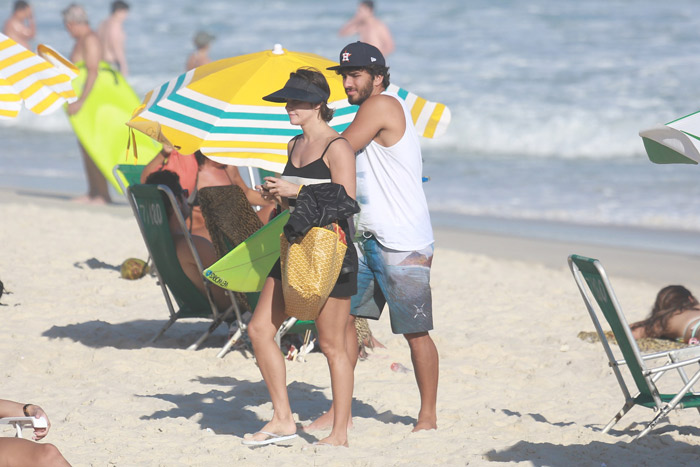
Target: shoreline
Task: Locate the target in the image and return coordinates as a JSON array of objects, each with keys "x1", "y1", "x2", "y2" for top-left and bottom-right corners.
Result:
[{"x1": 3, "y1": 186, "x2": 699, "y2": 286}]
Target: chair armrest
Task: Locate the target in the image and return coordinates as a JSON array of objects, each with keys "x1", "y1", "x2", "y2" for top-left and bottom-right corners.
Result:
[
  {"x1": 613, "y1": 348, "x2": 693, "y2": 367},
  {"x1": 646, "y1": 355, "x2": 700, "y2": 375},
  {"x1": 0, "y1": 416, "x2": 47, "y2": 438}
]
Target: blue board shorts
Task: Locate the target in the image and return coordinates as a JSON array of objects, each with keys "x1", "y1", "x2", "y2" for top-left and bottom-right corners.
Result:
[{"x1": 350, "y1": 234, "x2": 434, "y2": 335}]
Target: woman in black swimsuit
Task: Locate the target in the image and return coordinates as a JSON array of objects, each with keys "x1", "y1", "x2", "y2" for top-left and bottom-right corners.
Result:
[{"x1": 244, "y1": 68, "x2": 357, "y2": 447}]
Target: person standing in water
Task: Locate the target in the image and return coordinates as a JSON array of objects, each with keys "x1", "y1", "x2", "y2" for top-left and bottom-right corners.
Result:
[
  {"x1": 98, "y1": 1, "x2": 130, "y2": 76},
  {"x1": 338, "y1": 1, "x2": 394, "y2": 57},
  {"x1": 186, "y1": 30, "x2": 214, "y2": 71},
  {"x1": 3, "y1": 1, "x2": 36, "y2": 48},
  {"x1": 63, "y1": 3, "x2": 111, "y2": 204}
]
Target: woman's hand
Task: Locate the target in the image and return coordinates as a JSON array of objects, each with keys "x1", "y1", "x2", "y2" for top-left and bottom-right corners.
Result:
[
  {"x1": 262, "y1": 176, "x2": 300, "y2": 199},
  {"x1": 24, "y1": 404, "x2": 51, "y2": 440},
  {"x1": 255, "y1": 183, "x2": 278, "y2": 203}
]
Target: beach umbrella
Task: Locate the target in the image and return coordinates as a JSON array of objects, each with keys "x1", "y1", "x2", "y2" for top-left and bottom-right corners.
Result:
[
  {"x1": 127, "y1": 44, "x2": 450, "y2": 173},
  {"x1": 640, "y1": 111, "x2": 700, "y2": 165},
  {"x1": 0, "y1": 33, "x2": 78, "y2": 119}
]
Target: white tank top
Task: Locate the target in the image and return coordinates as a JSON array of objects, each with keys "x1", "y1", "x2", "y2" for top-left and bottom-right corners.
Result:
[{"x1": 355, "y1": 91, "x2": 434, "y2": 250}]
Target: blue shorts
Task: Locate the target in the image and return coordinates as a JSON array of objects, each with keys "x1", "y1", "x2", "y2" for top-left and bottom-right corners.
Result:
[{"x1": 350, "y1": 235, "x2": 434, "y2": 335}]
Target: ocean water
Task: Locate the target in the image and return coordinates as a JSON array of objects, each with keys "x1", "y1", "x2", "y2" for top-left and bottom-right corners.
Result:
[{"x1": 3, "y1": 0, "x2": 700, "y2": 240}]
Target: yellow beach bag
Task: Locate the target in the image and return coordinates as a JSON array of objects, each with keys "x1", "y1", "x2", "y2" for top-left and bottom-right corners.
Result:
[{"x1": 280, "y1": 224, "x2": 347, "y2": 320}]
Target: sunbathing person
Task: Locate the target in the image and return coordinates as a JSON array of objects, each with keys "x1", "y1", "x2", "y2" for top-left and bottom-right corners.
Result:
[
  {"x1": 189, "y1": 150, "x2": 274, "y2": 238},
  {"x1": 141, "y1": 148, "x2": 274, "y2": 240},
  {"x1": 631, "y1": 285, "x2": 700, "y2": 344},
  {"x1": 0, "y1": 398, "x2": 71, "y2": 466},
  {"x1": 143, "y1": 170, "x2": 231, "y2": 311}
]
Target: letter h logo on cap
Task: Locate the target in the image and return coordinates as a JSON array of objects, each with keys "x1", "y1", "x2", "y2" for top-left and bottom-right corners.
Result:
[{"x1": 341, "y1": 51, "x2": 352, "y2": 62}]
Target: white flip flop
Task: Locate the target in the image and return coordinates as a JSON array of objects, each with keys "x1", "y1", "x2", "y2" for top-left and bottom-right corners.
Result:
[{"x1": 242, "y1": 431, "x2": 298, "y2": 446}]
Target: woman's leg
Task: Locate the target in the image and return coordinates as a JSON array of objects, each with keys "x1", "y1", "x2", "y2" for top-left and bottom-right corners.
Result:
[
  {"x1": 0, "y1": 438, "x2": 71, "y2": 466},
  {"x1": 245, "y1": 277, "x2": 297, "y2": 440},
  {"x1": 314, "y1": 296, "x2": 353, "y2": 446}
]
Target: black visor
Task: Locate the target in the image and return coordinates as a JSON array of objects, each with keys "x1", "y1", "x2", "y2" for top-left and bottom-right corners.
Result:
[{"x1": 263, "y1": 75, "x2": 330, "y2": 104}]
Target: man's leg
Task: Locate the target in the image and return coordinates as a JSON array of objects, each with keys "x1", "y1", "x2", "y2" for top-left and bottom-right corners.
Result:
[
  {"x1": 405, "y1": 331, "x2": 439, "y2": 431},
  {"x1": 76, "y1": 142, "x2": 111, "y2": 204},
  {"x1": 376, "y1": 242, "x2": 437, "y2": 431}
]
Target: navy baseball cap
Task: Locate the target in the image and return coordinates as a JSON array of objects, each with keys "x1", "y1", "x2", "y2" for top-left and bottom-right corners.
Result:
[{"x1": 327, "y1": 41, "x2": 386, "y2": 70}]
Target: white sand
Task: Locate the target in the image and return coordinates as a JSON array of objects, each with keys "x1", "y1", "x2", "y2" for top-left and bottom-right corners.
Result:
[{"x1": 1, "y1": 191, "x2": 699, "y2": 466}]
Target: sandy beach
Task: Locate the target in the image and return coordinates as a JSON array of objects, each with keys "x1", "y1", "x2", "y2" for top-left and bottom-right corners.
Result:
[{"x1": 1, "y1": 188, "x2": 699, "y2": 466}]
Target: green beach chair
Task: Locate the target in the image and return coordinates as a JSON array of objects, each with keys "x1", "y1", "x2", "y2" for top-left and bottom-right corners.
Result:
[
  {"x1": 113, "y1": 164, "x2": 147, "y2": 195},
  {"x1": 568, "y1": 254, "x2": 700, "y2": 439},
  {"x1": 275, "y1": 317, "x2": 316, "y2": 348},
  {"x1": 127, "y1": 183, "x2": 247, "y2": 352}
]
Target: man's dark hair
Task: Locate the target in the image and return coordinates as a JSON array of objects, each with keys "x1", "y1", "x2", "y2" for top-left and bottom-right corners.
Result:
[
  {"x1": 365, "y1": 63, "x2": 390, "y2": 89},
  {"x1": 13, "y1": 1, "x2": 29, "y2": 12},
  {"x1": 361, "y1": 1, "x2": 374, "y2": 11},
  {"x1": 111, "y1": 0, "x2": 129, "y2": 13},
  {"x1": 144, "y1": 170, "x2": 183, "y2": 217}
]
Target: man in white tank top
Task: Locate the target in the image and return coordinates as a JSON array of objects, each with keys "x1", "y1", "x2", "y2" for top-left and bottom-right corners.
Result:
[{"x1": 307, "y1": 42, "x2": 438, "y2": 433}]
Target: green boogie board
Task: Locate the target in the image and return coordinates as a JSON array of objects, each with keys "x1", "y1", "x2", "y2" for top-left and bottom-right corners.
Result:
[
  {"x1": 69, "y1": 62, "x2": 161, "y2": 193},
  {"x1": 203, "y1": 210, "x2": 290, "y2": 292}
]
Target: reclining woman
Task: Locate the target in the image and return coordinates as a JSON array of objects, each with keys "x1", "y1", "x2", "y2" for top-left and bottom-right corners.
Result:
[
  {"x1": 631, "y1": 285, "x2": 700, "y2": 344},
  {"x1": 140, "y1": 146, "x2": 275, "y2": 237},
  {"x1": 244, "y1": 68, "x2": 357, "y2": 447},
  {"x1": 143, "y1": 170, "x2": 231, "y2": 311}
]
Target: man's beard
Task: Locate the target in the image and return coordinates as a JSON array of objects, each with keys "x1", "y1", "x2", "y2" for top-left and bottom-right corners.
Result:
[{"x1": 347, "y1": 79, "x2": 374, "y2": 105}]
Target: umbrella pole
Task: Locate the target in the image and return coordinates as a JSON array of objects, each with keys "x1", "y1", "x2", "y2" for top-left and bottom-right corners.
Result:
[
  {"x1": 247, "y1": 166, "x2": 261, "y2": 211},
  {"x1": 247, "y1": 166, "x2": 258, "y2": 187}
]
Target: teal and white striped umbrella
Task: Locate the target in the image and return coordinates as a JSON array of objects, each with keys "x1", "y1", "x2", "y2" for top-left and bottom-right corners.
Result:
[
  {"x1": 127, "y1": 44, "x2": 451, "y2": 172},
  {"x1": 640, "y1": 111, "x2": 700, "y2": 165}
]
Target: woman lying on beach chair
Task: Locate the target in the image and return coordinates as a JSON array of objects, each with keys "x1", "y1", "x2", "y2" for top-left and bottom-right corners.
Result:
[
  {"x1": 631, "y1": 285, "x2": 700, "y2": 344},
  {"x1": 0, "y1": 398, "x2": 70, "y2": 466}
]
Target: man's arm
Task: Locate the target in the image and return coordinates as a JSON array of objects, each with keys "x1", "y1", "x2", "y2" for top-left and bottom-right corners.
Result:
[
  {"x1": 24, "y1": 9, "x2": 35, "y2": 41},
  {"x1": 377, "y1": 22, "x2": 395, "y2": 56},
  {"x1": 110, "y1": 25, "x2": 128, "y2": 76},
  {"x1": 67, "y1": 34, "x2": 101, "y2": 115},
  {"x1": 341, "y1": 94, "x2": 406, "y2": 151},
  {"x1": 4, "y1": 18, "x2": 34, "y2": 45},
  {"x1": 338, "y1": 16, "x2": 360, "y2": 37}
]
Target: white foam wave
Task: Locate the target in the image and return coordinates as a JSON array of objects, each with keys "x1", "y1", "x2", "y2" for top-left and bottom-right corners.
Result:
[{"x1": 429, "y1": 201, "x2": 700, "y2": 232}]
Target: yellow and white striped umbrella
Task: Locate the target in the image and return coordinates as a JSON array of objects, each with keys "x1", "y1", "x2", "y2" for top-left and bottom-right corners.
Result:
[
  {"x1": 128, "y1": 44, "x2": 451, "y2": 173},
  {"x1": 0, "y1": 33, "x2": 78, "y2": 119}
]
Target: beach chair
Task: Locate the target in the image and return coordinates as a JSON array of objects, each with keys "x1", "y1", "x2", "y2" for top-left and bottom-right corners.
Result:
[
  {"x1": 275, "y1": 318, "x2": 316, "y2": 347},
  {"x1": 127, "y1": 183, "x2": 247, "y2": 351},
  {"x1": 0, "y1": 417, "x2": 47, "y2": 438},
  {"x1": 113, "y1": 164, "x2": 146, "y2": 196},
  {"x1": 568, "y1": 254, "x2": 700, "y2": 439}
]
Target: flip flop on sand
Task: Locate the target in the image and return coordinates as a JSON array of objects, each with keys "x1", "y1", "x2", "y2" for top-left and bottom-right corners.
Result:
[{"x1": 242, "y1": 431, "x2": 298, "y2": 446}]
